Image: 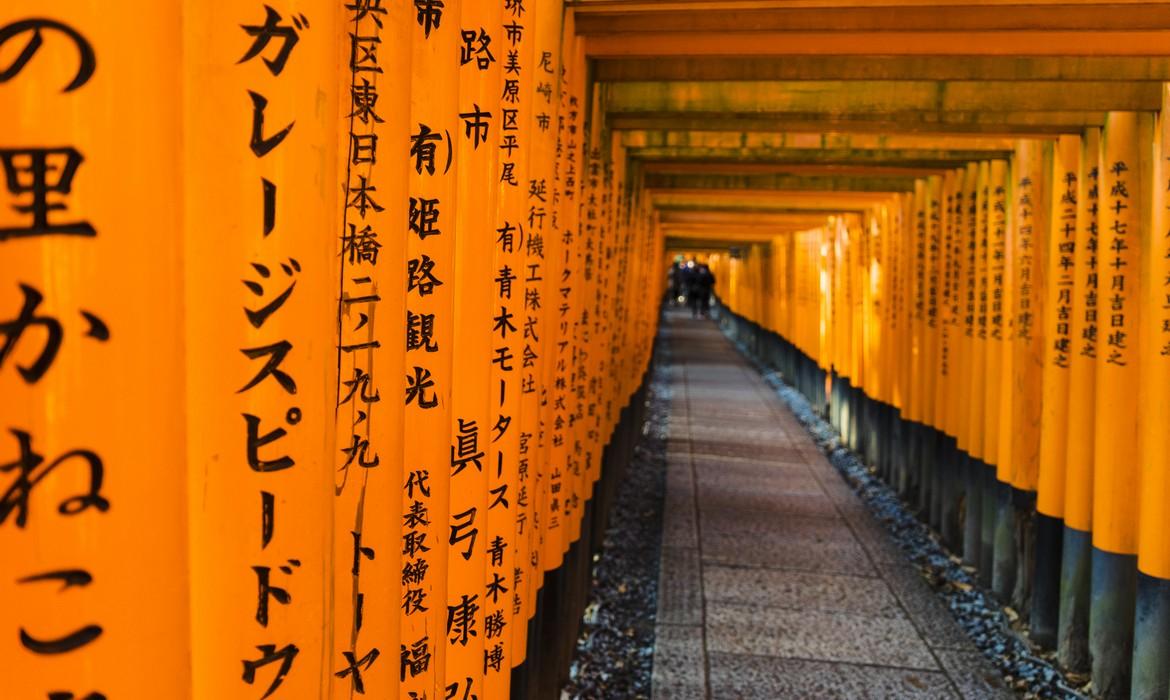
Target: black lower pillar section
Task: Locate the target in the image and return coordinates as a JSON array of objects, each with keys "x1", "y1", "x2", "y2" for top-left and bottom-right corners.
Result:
[
  {"x1": 1031, "y1": 512, "x2": 1064, "y2": 648},
  {"x1": 848, "y1": 385, "x2": 863, "y2": 454},
  {"x1": 904, "y1": 420, "x2": 921, "y2": 504},
  {"x1": 963, "y1": 454, "x2": 983, "y2": 567},
  {"x1": 513, "y1": 586, "x2": 546, "y2": 700},
  {"x1": 890, "y1": 410, "x2": 907, "y2": 496},
  {"x1": 929, "y1": 433, "x2": 943, "y2": 528},
  {"x1": 1058, "y1": 526, "x2": 1092, "y2": 672},
  {"x1": 939, "y1": 440, "x2": 963, "y2": 551},
  {"x1": 1089, "y1": 548, "x2": 1137, "y2": 699},
  {"x1": 1131, "y1": 571, "x2": 1170, "y2": 699},
  {"x1": 992, "y1": 481, "x2": 1017, "y2": 602},
  {"x1": 1010, "y1": 488, "x2": 1035, "y2": 616},
  {"x1": 979, "y1": 467, "x2": 996, "y2": 587}
]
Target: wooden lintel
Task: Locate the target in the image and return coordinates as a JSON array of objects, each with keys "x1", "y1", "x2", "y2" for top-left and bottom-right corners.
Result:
[
  {"x1": 608, "y1": 113, "x2": 1096, "y2": 135},
  {"x1": 631, "y1": 149, "x2": 1006, "y2": 172},
  {"x1": 621, "y1": 130, "x2": 1020, "y2": 151},
  {"x1": 642, "y1": 162, "x2": 963, "y2": 178},
  {"x1": 574, "y1": 5, "x2": 1170, "y2": 34},
  {"x1": 645, "y1": 172, "x2": 919, "y2": 191},
  {"x1": 585, "y1": 30, "x2": 1170, "y2": 59},
  {"x1": 594, "y1": 56, "x2": 1170, "y2": 83},
  {"x1": 604, "y1": 81, "x2": 1160, "y2": 114}
]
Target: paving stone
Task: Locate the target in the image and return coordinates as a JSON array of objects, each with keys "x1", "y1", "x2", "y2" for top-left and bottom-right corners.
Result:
[
  {"x1": 878, "y1": 562, "x2": 974, "y2": 650},
  {"x1": 703, "y1": 565, "x2": 904, "y2": 617},
  {"x1": 685, "y1": 424, "x2": 795, "y2": 446},
  {"x1": 839, "y1": 505, "x2": 908, "y2": 565},
  {"x1": 708, "y1": 653, "x2": 858, "y2": 698},
  {"x1": 690, "y1": 454, "x2": 811, "y2": 475},
  {"x1": 698, "y1": 489, "x2": 839, "y2": 519},
  {"x1": 842, "y1": 663, "x2": 960, "y2": 699},
  {"x1": 708, "y1": 653, "x2": 958, "y2": 700},
  {"x1": 933, "y1": 649, "x2": 1014, "y2": 699},
  {"x1": 651, "y1": 624, "x2": 707, "y2": 700},
  {"x1": 662, "y1": 492, "x2": 698, "y2": 548},
  {"x1": 694, "y1": 468, "x2": 823, "y2": 499},
  {"x1": 701, "y1": 532, "x2": 877, "y2": 576},
  {"x1": 700, "y1": 509, "x2": 857, "y2": 545},
  {"x1": 706, "y1": 601, "x2": 940, "y2": 669},
  {"x1": 689, "y1": 439, "x2": 807, "y2": 463},
  {"x1": 658, "y1": 547, "x2": 704, "y2": 625}
]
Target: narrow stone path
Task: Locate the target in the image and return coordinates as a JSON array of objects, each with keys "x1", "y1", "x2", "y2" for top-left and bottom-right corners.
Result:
[{"x1": 651, "y1": 311, "x2": 1012, "y2": 699}]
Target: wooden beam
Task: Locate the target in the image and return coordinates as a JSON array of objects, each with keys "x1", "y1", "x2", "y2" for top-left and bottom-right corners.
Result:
[
  {"x1": 665, "y1": 238, "x2": 766, "y2": 250},
  {"x1": 575, "y1": 5, "x2": 1170, "y2": 34},
  {"x1": 627, "y1": 147, "x2": 1007, "y2": 168},
  {"x1": 646, "y1": 172, "x2": 918, "y2": 191},
  {"x1": 660, "y1": 209, "x2": 862, "y2": 225},
  {"x1": 653, "y1": 187, "x2": 897, "y2": 200},
  {"x1": 585, "y1": 30, "x2": 1170, "y2": 58},
  {"x1": 621, "y1": 130, "x2": 1020, "y2": 151},
  {"x1": 604, "y1": 81, "x2": 1161, "y2": 114},
  {"x1": 572, "y1": 1, "x2": 1170, "y2": 9},
  {"x1": 642, "y1": 162, "x2": 964, "y2": 178},
  {"x1": 608, "y1": 113, "x2": 1100, "y2": 135},
  {"x1": 664, "y1": 228, "x2": 806, "y2": 241},
  {"x1": 595, "y1": 56, "x2": 1170, "y2": 83}
]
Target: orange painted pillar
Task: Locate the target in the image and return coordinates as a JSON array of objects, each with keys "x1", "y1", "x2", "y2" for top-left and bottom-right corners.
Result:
[
  {"x1": 444, "y1": 0, "x2": 505, "y2": 696},
  {"x1": 1033, "y1": 134, "x2": 1081, "y2": 647},
  {"x1": 516, "y1": 0, "x2": 562, "y2": 636},
  {"x1": 488, "y1": 0, "x2": 536, "y2": 689},
  {"x1": 183, "y1": 3, "x2": 343, "y2": 698},
  {"x1": 1133, "y1": 85, "x2": 1170, "y2": 696},
  {"x1": 0, "y1": 6, "x2": 192, "y2": 698},
  {"x1": 1089, "y1": 111, "x2": 1151, "y2": 699},
  {"x1": 401, "y1": 4, "x2": 462, "y2": 698},
  {"x1": 331, "y1": 3, "x2": 412, "y2": 696},
  {"x1": 1058, "y1": 127, "x2": 1101, "y2": 671},
  {"x1": 963, "y1": 161, "x2": 990, "y2": 567}
]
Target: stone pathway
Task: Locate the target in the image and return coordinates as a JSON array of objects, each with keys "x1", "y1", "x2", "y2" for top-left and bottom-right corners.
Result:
[{"x1": 651, "y1": 311, "x2": 1012, "y2": 699}]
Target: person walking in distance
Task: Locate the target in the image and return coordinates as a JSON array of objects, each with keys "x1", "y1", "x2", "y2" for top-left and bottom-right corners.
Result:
[{"x1": 688, "y1": 263, "x2": 715, "y2": 318}]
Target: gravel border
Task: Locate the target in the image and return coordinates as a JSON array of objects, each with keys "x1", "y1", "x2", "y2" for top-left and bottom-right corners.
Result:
[
  {"x1": 562, "y1": 334, "x2": 672, "y2": 700},
  {"x1": 724, "y1": 330, "x2": 1087, "y2": 700}
]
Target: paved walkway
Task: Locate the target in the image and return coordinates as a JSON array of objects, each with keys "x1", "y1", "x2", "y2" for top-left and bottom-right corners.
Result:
[{"x1": 652, "y1": 312, "x2": 1011, "y2": 699}]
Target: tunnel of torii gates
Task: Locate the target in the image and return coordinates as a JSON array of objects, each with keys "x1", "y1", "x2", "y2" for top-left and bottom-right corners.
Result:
[{"x1": 11, "y1": 1, "x2": 1170, "y2": 700}]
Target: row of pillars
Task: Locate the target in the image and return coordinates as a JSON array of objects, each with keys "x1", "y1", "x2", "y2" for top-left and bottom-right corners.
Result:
[{"x1": 706, "y1": 104, "x2": 1170, "y2": 700}]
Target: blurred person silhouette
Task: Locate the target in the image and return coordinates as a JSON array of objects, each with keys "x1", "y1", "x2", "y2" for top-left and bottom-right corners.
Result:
[
  {"x1": 668, "y1": 255, "x2": 686, "y2": 306},
  {"x1": 688, "y1": 262, "x2": 715, "y2": 319}
]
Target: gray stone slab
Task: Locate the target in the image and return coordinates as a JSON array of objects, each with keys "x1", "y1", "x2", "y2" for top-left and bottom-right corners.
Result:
[
  {"x1": 690, "y1": 439, "x2": 807, "y2": 463},
  {"x1": 877, "y1": 563, "x2": 974, "y2": 650},
  {"x1": 839, "y1": 505, "x2": 908, "y2": 565},
  {"x1": 691, "y1": 455, "x2": 812, "y2": 476},
  {"x1": 685, "y1": 424, "x2": 796, "y2": 446},
  {"x1": 703, "y1": 565, "x2": 904, "y2": 617},
  {"x1": 652, "y1": 624, "x2": 707, "y2": 700},
  {"x1": 700, "y1": 510, "x2": 858, "y2": 546},
  {"x1": 708, "y1": 652, "x2": 859, "y2": 699},
  {"x1": 934, "y1": 649, "x2": 1014, "y2": 699},
  {"x1": 700, "y1": 532, "x2": 877, "y2": 577},
  {"x1": 706, "y1": 602, "x2": 941, "y2": 670},
  {"x1": 659, "y1": 547, "x2": 704, "y2": 625},
  {"x1": 695, "y1": 469, "x2": 823, "y2": 499},
  {"x1": 708, "y1": 653, "x2": 958, "y2": 700},
  {"x1": 699, "y1": 489, "x2": 839, "y2": 519},
  {"x1": 662, "y1": 495, "x2": 699, "y2": 548}
]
